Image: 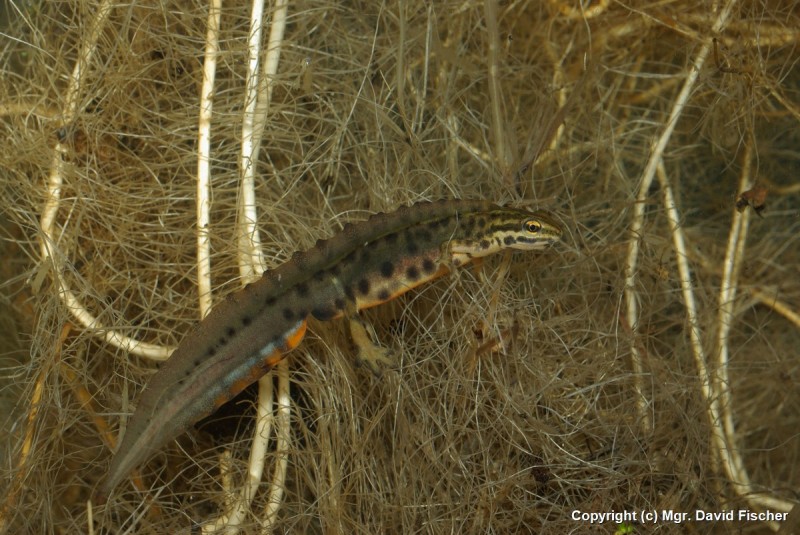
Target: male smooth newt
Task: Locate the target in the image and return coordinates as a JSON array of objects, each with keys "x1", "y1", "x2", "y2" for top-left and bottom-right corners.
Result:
[{"x1": 96, "y1": 199, "x2": 562, "y2": 501}]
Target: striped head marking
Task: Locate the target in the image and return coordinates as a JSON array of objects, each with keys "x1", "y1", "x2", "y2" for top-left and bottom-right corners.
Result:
[
  {"x1": 449, "y1": 208, "x2": 562, "y2": 264},
  {"x1": 503, "y1": 210, "x2": 563, "y2": 251}
]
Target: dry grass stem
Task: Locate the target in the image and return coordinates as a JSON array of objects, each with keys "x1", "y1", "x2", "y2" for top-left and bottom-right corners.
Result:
[{"x1": 195, "y1": 0, "x2": 222, "y2": 316}]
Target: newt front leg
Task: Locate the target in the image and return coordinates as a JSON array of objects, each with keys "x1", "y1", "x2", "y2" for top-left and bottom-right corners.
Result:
[{"x1": 348, "y1": 316, "x2": 396, "y2": 376}]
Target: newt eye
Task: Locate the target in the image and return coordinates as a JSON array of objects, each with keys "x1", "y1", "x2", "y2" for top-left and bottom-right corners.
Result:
[{"x1": 524, "y1": 219, "x2": 542, "y2": 233}]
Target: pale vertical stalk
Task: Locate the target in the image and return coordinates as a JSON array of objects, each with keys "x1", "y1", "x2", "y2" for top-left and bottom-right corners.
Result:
[
  {"x1": 656, "y1": 160, "x2": 714, "y2": 418},
  {"x1": 623, "y1": 182, "x2": 651, "y2": 433},
  {"x1": 548, "y1": 53, "x2": 567, "y2": 154},
  {"x1": 37, "y1": 0, "x2": 170, "y2": 360},
  {"x1": 249, "y1": 0, "x2": 289, "y2": 171},
  {"x1": 655, "y1": 160, "x2": 740, "y2": 511},
  {"x1": 418, "y1": 4, "x2": 432, "y2": 131},
  {"x1": 238, "y1": 0, "x2": 267, "y2": 282},
  {"x1": 206, "y1": 0, "x2": 268, "y2": 529},
  {"x1": 206, "y1": 0, "x2": 269, "y2": 529},
  {"x1": 249, "y1": 2, "x2": 292, "y2": 530},
  {"x1": 715, "y1": 143, "x2": 752, "y2": 489},
  {"x1": 194, "y1": 6, "x2": 251, "y2": 532},
  {"x1": 623, "y1": 0, "x2": 741, "y2": 434},
  {"x1": 658, "y1": 160, "x2": 790, "y2": 520},
  {"x1": 483, "y1": 0, "x2": 510, "y2": 172},
  {"x1": 207, "y1": 1, "x2": 291, "y2": 531},
  {"x1": 246, "y1": 372, "x2": 275, "y2": 504},
  {"x1": 260, "y1": 358, "x2": 291, "y2": 533},
  {"x1": 237, "y1": 0, "x2": 288, "y2": 275},
  {"x1": 196, "y1": 0, "x2": 222, "y2": 318},
  {"x1": 395, "y1": 0, "x2": 407, "y2": 126},
  {"x1": 204, "y1": 372, "x2": 275, "y2": 533},
  {"x1": 714, "y1": 145, "x2": 792, "y2": 514}
]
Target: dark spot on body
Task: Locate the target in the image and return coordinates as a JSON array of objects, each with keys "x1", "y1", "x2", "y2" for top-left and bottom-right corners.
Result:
[
  {"x1": 477, "y1": 217, "x2": 487, "y2": 229},
  {"x1": 312, "y1": 306, "x2": 335, "y2": 321},
  {"x1": 218, "y1": 337, "x2": 228, "y2": 346},
  {"x1": 283, "y1": 308, "x2": 294, "y2": 320},
  {"x1": 360, "y1": 249, "x2": 371, "y2": 263},
  {"x1": 295, "y1": 282, "x2": 309, "y2": 297},
  {"x1": 385, "y1": 232, "x2": 399, "y2": 244},
  {"x1": 406, "y1": 239, "x2": 419, "y2": 255},
  {"x1": 358, "y1": 278, "x2": 370, "y2": 295},
  {"x1": 377, "y1": 288, "x2": 391, "y2": 301},
  {"x1": 242, "y1": 316, "x2": 252, "y2": 326},
  {"x1": 334, "y1": 298, "x2": 346, "y2": 310},
  {"x1": 480, "y1": 239, "x2": 490, "y2": 249},
  {"x1": 422, "y1": 258, "x2": 437, "y2": 273},
  {"x1": 265, "y1": 296, "x2": 277, "y2": 306},
  {"x1": 416, "y1": 229, "x2": 432, "y2": 244},
  {"x1": 380, "y1": 261, "x2": 394, "y2": 278},
  {"x1": 226, "y1": 327, "x2": 236, "y2": 337},
  {"x1": 208, "y1": 347, "x2": 217, "y2": 357},
  {"x1": 406, "y1": 265, "x2": 420, "y2": 281},
  {"x1": 504, "y1": 235, "x2": 515, "y2": 246}
]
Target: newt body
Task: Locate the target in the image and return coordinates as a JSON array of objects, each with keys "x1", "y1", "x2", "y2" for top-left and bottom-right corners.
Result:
[{"x1": 97, "y1": 200, "x2": 562, "y2": 500}]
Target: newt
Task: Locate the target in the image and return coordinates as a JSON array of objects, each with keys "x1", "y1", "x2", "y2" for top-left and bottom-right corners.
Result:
[{"x1": 95, "y1": 199, "x2": 562, "y2": 501}]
